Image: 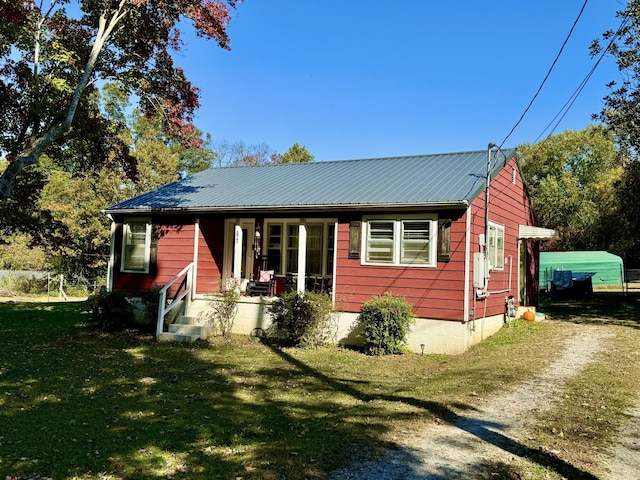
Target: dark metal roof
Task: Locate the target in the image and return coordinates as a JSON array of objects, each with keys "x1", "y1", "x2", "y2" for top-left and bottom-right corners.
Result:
[{"x1": 106, "y1": 149, "x2": 516, "y2": 214}]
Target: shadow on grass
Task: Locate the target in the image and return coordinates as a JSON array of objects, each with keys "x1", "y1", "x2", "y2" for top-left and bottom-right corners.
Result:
[
  {"x1": 270, "y1": 346, "x2": 599, "y2": 480},
  {"x1": 0, "y1": 302, "x2": 395, "y2": 479},
  {"x1": 0, "y1": 302, "x2": 599, "y2": 480},
  {"x1": 539, "y1": 291, "x2": 640, "y2": 328}
]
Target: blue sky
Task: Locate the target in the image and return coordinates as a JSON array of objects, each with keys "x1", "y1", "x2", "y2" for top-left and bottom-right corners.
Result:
[{"x1": 175, "y1": 0, "x2": 624, "y2": 161}]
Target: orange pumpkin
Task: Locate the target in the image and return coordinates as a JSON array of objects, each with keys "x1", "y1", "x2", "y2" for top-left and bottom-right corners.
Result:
[{"x1": 523, "y1": 310, "x2": 535, "y2": 322}]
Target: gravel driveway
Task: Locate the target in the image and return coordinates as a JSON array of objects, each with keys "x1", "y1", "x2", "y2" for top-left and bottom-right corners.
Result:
[{"x1": 331, "y1": 323, "x2": 639, "y2": 480}]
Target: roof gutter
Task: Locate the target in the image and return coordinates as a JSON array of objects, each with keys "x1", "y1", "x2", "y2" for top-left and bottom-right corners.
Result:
[{"x1": 103, "y1": 200, "x2": 470, "y2": 216}]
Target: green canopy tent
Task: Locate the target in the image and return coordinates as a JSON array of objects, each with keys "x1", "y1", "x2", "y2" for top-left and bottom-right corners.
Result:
[{"x1": 540, "y1": 251, "x2": 624, "y2": 290}]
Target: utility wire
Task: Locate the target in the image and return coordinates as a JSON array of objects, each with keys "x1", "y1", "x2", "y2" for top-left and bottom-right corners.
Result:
[
  {"x1": 534, "y1": 14, "x2": 631, "y2": 143},
  {"x1": 489, "y1": 12, "x2": 630, "y2": 222},
  {"x1": 498, "y1": 0, "x2": 589, "y2": 149}
]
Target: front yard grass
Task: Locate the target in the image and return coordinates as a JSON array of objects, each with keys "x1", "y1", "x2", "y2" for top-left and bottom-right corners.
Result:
[{"x1": 1, "y1": 298, "x2": 639, "y2": 479}]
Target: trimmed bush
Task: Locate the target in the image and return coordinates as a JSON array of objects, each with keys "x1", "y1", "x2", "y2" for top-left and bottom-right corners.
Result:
[
  {"x1": 138, "y1": 287, "x2": 162, "y2": 333},
  {"x1": 266, "y1": 291, "x2": 335, "y2": 347},
  {"x1": 355, "y1": 293, "x2": 416, "y2": 355},
  {"x1": 87, "y1": 289, "x2": 135, "y2": 332}
]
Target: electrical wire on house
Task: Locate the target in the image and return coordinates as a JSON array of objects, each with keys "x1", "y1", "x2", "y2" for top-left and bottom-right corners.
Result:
[{"x1": 498, "y1": 0, "x2": 589, "y2": 150}]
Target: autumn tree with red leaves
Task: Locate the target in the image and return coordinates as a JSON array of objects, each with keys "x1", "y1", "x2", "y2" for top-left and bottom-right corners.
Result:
[{"x1": 0, "y1": 0, "x2": 241, "y2": 199}]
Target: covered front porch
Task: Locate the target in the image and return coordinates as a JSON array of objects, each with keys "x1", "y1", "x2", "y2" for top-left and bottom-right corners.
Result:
[
  {"x1": 218, "y1": 217, "x2": 336, "y2": 298},
  {"x1": 149, "y1": 215, "x2": 337, "y2": 340}
]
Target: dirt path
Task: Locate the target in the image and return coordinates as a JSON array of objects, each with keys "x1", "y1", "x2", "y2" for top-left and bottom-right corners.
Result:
[
  {"x1": 602, "y1": 405, "x2": 640, "y2": 479},
  {"x1": 332, "y1": 324, "x2": 635, "y2": 480}
]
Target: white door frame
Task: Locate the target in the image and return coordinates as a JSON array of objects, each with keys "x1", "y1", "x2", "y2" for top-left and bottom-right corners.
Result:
[{"x1": 223, "y1": 218, "x2": 255, "y2": 285}]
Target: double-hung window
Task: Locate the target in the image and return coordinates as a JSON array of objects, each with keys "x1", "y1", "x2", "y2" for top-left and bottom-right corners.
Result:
[
  {"x1": 121, "y1": 218, "x2": 152, "y2": 273},
  {"x1": 488, "y1": 222, "x2": 505, "y2": 270},
  {"x1": 363, "y1": 216, "x2": 437, "y2": 267}
]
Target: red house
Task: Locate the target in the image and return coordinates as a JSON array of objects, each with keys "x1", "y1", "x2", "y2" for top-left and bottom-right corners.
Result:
[{"x1": 105, "y1": 149, "x2": 555, "y2": 353}]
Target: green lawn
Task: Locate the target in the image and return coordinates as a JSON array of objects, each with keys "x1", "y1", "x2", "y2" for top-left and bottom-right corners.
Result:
[{"x1": 1, "y1": 299, "x2": 639, "y2": 479}]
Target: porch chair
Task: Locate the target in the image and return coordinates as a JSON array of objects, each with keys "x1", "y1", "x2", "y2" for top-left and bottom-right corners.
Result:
[
  {"x1": 247, "y1": 269, "x2": 275, "y2": 297},
  {"x1": 310, "y1": 275, "x2": 325, "y2": 294}
]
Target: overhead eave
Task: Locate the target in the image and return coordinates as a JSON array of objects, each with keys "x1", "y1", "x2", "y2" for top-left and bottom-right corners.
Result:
[{"x1": 104, "y1": 200, "x2": 470, "y2": 216}]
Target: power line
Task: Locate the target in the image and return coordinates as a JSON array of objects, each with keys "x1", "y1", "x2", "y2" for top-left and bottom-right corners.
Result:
[
  {"x1": 498, "y1": 0, "x2": 589, "y2": 149},
  {"x1": 534, "y1": 14, "x2": 630, "y2": 143},
  {"x1": 489, "y1": 8, "x2": 627, "y2": 218}
]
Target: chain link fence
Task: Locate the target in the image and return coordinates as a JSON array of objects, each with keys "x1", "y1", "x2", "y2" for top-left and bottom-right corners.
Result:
[{"x1": 0, "y1": 270, "x2": 103, "y2": 299}]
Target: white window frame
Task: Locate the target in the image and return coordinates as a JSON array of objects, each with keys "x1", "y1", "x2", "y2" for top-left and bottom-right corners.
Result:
[
  {"x1": 362, "y1": 215, "x2": 437, "y2": 267},
  {"x1": 263, "y1": 218, "x2": 335, "y2": 276},
  {"x1": 121, "y1": 217, "x2": 152, "y2": 273},
  {"x1": 488, "y1": 222, "x2": 505, "y2": 271}
]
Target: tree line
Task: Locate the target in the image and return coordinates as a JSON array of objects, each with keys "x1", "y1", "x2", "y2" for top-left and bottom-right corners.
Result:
[
  {"x1": 520, "y1": 1, "x2": 640, "y2": 267},
  {"x1": 1, "y1": 1, "x2": 640, "y2": 283},
  {"x1": 0, "y1": 82, "x2": 313, "y2": 281}
]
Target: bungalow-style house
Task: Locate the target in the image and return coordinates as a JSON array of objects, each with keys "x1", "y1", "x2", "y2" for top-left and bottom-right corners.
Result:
[{"x1": 105, "y1": 149, "x2": 555, "y2": 354}]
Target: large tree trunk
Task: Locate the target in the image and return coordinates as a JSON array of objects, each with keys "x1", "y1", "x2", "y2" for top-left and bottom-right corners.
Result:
[{"x1": 0, "y1": 4, "x2": 127, "y2": 200}]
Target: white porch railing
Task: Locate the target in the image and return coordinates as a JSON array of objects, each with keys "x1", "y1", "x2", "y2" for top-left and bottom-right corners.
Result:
[{"x1": 156, "y1": 262, "x2": 194, "y2": 338}]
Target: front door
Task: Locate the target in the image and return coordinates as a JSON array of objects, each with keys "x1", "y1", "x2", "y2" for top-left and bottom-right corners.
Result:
[
  {"x1": 223, "y1": 219, "x2": 255, "y2": 285},
  {"x1": 519, "y1": 240, "x2": 526, "y2": 305}
]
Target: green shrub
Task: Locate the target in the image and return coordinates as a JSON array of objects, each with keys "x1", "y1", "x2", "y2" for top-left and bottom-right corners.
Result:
[
  {"x1": 266, "y1": 291, "x2": 335, "y2": 347},
  {"x1": 87, "y1": 289, "x2": 134, "y2": 332},
  {"x1": 0, "y1": 273, "x2": 48, "y2": 295},
  {"x1": 355, "y1": 293, "x2": 416, "y2": 355},
  {"x1": 15, "y1": 274, "x2": 48, "y2": 294},
  {"x1": 139, "y1": 287, "x2": 162, "y2": 333},
  {"x1": 63, "y1": 283, "x2": 92, "y2": 298}
]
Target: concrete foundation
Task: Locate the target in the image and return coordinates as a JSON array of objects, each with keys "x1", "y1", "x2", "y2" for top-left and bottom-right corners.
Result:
[{"x1": 187, "y1": 297, "x2": 517, "y2": 355}]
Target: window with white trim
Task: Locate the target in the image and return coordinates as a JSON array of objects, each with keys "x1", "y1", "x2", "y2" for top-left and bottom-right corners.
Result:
[
  {"x1": 121, "y1": 218, "x2": 151, "y2": 273},
  {"x1": 488, "y1": 222, "x2": 505, "y2": 270},
  {"x1": 264, "y1": 219, "x2": 335, "y2": 276},
  {"x1": 363, "y1": 215, "x2": 437, "y2": 267}
]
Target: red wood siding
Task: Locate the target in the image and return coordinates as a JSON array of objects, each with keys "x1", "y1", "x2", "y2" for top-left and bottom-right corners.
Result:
[
  {"x1": 156, "y1": 224, "x2": 196, "y2": 283},
  {"x1": 334, "y1": 157, "x2": 537, "y2": 321},
  {"x1": 113, "y1": 222, "x2": 196, "y2": 294},
  {"x1": 469, "y1": 157, "x2": 536, "y2": 317},
  {"x1": 112, "y1": 156, "x2": 537, "y2": 319},
  {"x1": 197, "y1": 218, "x2": 224, "y2": 294},
  {"x1": 334, "y1": 211, "x2": 468, "y2": 320}
]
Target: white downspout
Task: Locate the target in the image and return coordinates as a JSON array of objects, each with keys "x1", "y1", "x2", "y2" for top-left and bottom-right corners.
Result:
[{"x1": 463, "y1": 205, "x2": 471, "y2": 323}]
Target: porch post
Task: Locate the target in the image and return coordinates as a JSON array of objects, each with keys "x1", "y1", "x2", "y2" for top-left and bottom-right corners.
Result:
[
  {"x1": 297, "y1": 221, "x2": 307, "y2": 292},
  {"x1": 107, "y1": 215, "x2": 115, "y2": 292},
  {"x1": 233, "y1": 222, "x2": 243, "y2": 283},
  {"x1": 192, "y1": 219, "x2": 200, "y2": 299}
]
